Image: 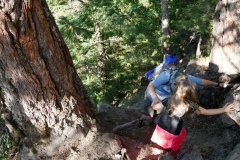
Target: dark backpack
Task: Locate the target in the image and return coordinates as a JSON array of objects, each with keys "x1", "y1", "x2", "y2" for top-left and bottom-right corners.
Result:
[{"x1": 157, "y1": 113, "x2": 183, "y2": 135}]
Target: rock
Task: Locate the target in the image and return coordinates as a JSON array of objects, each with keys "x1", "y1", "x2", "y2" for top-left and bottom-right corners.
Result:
[
  {"x1": 97, "y1": 102, "x2": 115, "y2": 113},
  {"x1": 221, "y1": 114, "x2": 236, "y2": 126},
  {"x1": 226, "y1": 143, "x2": 240, "y2": 160},
  {"x1": 180, "y1": 149, "x2": 203, "y2": 160}
]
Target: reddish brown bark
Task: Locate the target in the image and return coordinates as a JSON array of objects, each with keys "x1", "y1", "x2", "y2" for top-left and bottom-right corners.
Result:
[{"x1": 0, "y1": 0, "x2": 94, "y2": 144}]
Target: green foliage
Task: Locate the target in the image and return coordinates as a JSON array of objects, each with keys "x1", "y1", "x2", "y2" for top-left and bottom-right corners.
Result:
[
  {"x1": 169, "y1": 0, "x2": 216, "y2": 57},
  {"x1": 46, "y1": 0, "x2": 216, "y2": 106},
  {"x1": 47, "y1": 0, "x2": 67, "y2": 5},
  {"x1": 0, "y1": 118, "x2": 14, "y2": 159},
  {"x1": 119, "y1": 88, "x2": 145, "y2": 106},
  {"x1": 47, "y1": 0, "x2": 162, "y2": 105}
]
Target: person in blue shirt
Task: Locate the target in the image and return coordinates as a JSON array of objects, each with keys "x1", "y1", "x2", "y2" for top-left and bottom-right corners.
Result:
[
  {"x1": 150, "y1": 78, "x2": 235, "y2": 151},
  {"x1": 139, "y1": 55, "x2": 232, "y2": 126}
]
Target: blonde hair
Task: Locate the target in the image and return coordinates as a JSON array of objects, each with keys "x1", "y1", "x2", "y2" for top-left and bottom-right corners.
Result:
[{"x1": 168, "y1": 79, "x2": 198, "y2": 117}]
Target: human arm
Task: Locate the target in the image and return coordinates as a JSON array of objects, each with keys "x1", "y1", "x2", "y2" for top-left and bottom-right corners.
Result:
[
  {"x1": 188, "y1": 75, "x2": 231, "y2": 88},
  {"x1": 195, "y1": 103, "x2": 235, "y2": 115},
  {"x1": 147, "y1": 83, "x2": 161, "y2": 106},
  {"x1": 201, "y1": 79, "x2": 229, "y2": 88},
  {"x1": 146, "y1": 83, "x2": 165, "y2": 114},
  {"x1": 200, "y1": 79, "x2": 218, "y2": 86},
  {"x1": 148, "y1": 70, "x2": 171, "y2": 105}
]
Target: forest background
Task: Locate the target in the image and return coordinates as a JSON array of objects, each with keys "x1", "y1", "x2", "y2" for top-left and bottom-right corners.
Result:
[
  {"x1": 46, "y1": 0, "x2": 215, "y2": 106},
  {"x1": 1, "y1": 0, "x2": 240, "y2": 159}
]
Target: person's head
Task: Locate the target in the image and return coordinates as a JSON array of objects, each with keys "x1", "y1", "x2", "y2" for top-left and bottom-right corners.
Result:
[
  {"x1": 168, "y1": 79, "x2": 197, "y2": 117},
  {"x1": 174, "y1": 79, "x2": 197, "y2": 102},
  {"x1": 171, "y1": 71, "x2": 188, "y2": 92},
  {"x1": 161, "y1": 54, "x2": 177, "y2": 71}
]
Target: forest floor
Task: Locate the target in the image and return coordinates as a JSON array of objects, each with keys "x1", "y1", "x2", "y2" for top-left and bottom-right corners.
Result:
[
  {"x1": 96, "y1": 94, "x2": 240, "y2": 160},
  {"x1": 95, "y1": 62, "x2": 240, "y2": 160}
]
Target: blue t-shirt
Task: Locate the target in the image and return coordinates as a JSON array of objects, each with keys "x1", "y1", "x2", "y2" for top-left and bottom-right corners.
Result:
[{"x1": 147, "y1": 69, "x2": 202, "y2": 101}]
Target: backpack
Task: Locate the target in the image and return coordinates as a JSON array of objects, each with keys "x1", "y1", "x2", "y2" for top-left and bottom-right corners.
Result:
[
  {"x1": 144, "y1": 54, "x2": 177, "y2": 82},
  {"x1": 144, "y1": 63, "x2": 163, "y2": 81},
  {"x1": 157, "y1": 113, "x2": 183, "y2": 135},
  {"x1": 145, "y1": 67, "x2": 178, "y2": 85}
]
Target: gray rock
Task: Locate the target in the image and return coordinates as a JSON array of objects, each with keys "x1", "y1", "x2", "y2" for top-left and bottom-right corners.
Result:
[{"x1": 226, "y1": 143, "x2": 240, "y2": 160}]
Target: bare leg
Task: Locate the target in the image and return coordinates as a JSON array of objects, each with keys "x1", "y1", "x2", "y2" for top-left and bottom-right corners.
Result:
[{"x1": 152, "y1": 102, "x2": 165, "y2": 114}]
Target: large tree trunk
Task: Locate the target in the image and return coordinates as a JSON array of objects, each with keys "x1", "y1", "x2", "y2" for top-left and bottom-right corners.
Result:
[
  {"x1": 210, "y1": 0, "x2": 240, "y2": 75},
  {"x1": 0, "y1": 0, "x2": 104, "y2": 158}
]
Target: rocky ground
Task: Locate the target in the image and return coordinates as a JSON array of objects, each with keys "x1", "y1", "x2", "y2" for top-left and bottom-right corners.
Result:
[
  {"x1": 95, "y1": 84, "x2": 240, "y2": 160},
  {"x1": 94, "y1": 58, "x2": 240, "y2": 160}
]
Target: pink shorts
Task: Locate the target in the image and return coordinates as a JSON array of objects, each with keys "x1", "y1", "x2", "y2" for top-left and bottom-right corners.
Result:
[{"x1": 151, "y1": 125, "x2": 186, "y2": 151}]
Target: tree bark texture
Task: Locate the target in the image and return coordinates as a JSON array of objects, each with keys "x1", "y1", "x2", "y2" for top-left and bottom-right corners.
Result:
[
  {"x1": 210, "y1": 0, "x2": 240, "y2": 75},
  {"x1": 161, "y1": 0, "x2": 170, "y2": 55},
  {"x1": 0, "y1": 0, "x2": 95, "y2": 156}
]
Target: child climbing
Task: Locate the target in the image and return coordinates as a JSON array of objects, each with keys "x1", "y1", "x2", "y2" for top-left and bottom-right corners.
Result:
[{"x1": 150, "y1": 79, "x2": 235, "y2": 151}]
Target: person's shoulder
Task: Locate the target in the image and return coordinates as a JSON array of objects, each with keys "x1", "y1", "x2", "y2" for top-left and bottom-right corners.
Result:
[{"x1": 153, "y1": 70, "x2": 171, "y2": 83}]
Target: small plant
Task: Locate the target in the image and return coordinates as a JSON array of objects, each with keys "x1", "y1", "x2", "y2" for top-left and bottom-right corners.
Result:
[{"x1": 0, "y1": 118, "x2": 14, "y2": 159}]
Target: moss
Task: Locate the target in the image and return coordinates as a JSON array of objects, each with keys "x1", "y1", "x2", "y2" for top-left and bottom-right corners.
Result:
[{"x1": 0, "y1": 118, "x2": 14, "y2": 159}]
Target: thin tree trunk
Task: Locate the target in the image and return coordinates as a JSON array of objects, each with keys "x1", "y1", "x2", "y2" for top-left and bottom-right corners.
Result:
[
  {"x1": 196, "y1": 35, "x2": 202, "y2": 59},
  {"x1": 161, "y1": 0, "x2": 170, "y2": 56}
]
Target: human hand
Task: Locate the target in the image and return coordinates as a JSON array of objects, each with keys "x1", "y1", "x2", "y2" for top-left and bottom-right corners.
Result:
[
  {"x1": 152, "y1": 97, "x2": 160, "y2": 106},
  {"x1": 223, "y1": 103, "x2": 235, "y2": 113},
  {"x1": 219, "y1": 82, "x2": 233, "y2": 88}
]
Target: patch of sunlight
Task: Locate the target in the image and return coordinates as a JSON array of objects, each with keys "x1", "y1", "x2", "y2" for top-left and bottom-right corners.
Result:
[{"x1": 139, "y1": 0, "x2": 151, "y2": 7}]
